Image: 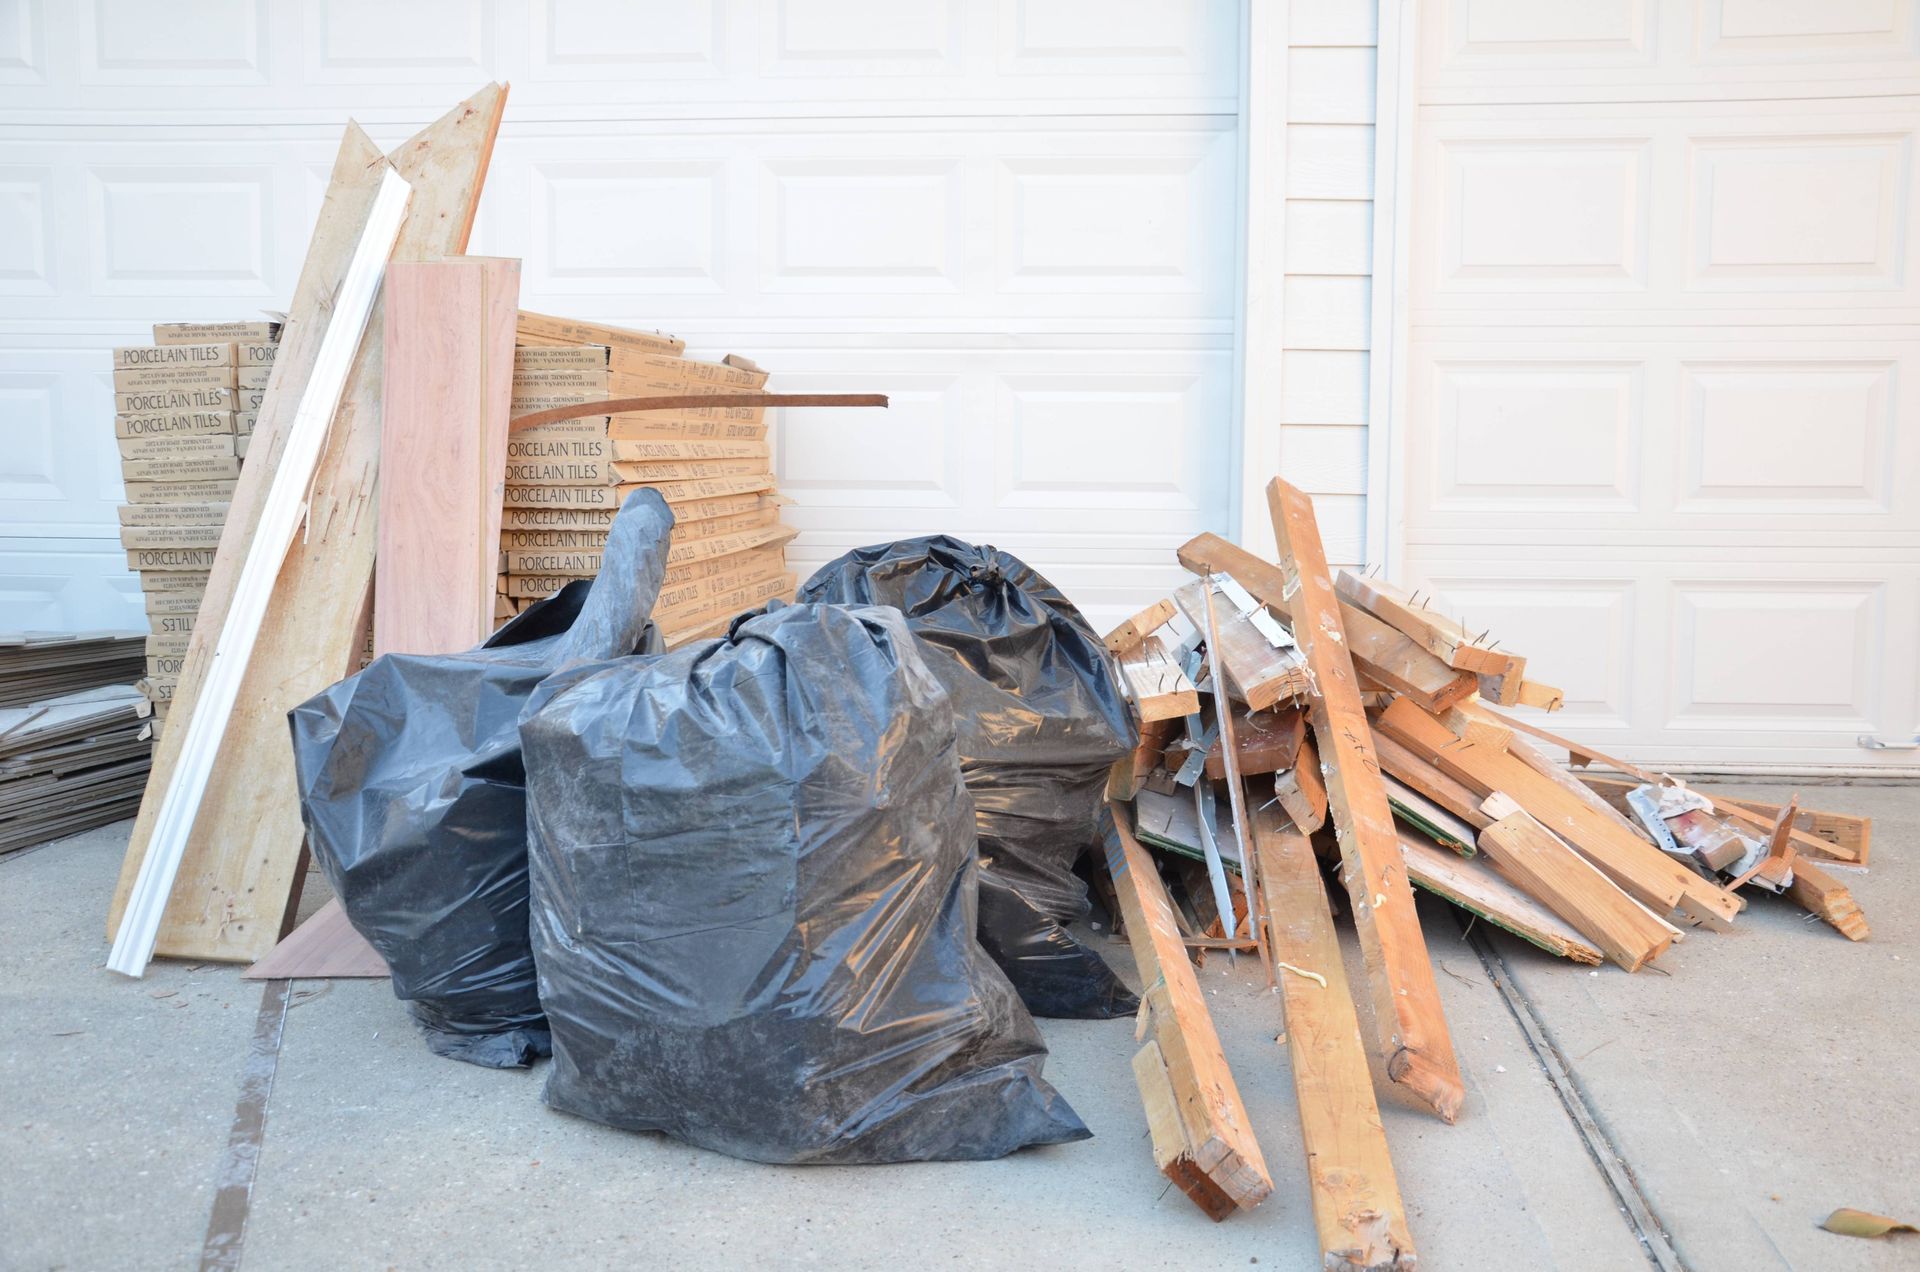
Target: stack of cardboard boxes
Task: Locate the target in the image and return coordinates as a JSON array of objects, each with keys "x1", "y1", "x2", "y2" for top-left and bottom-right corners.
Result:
[
  {"x1": 499, "y1": 312, "x2": 796, "y2": 645},
  {"x1": 112, "y1": 320, "x2": 279, "y2": 733}
]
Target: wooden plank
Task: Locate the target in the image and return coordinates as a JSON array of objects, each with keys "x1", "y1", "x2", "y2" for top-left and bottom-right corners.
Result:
[
  {"x1": 1265, "y1": 478, "x2": 1464, "y2": 1124},
  {"x1": 1173, "y1": 580, "x2": 1305, "y2": 711},
  {"x1": 1516, "y1": 680, "x2": 1565, "y2": 712},
  {"x1": 1105, "y1": 598, "x2": 1177, "y2": 654},
  {"x1": 1384, "y1": 773, "x2": 1478, "y2": 856},
  {"x1": 1783, "y1": 858, "x2": 1870, "y2": 942},
  {"x1": 1454, "y1": 703, "x2": 1659, "y2": 848},
  {"x1": 509, "y1": 392, "x2": 886, "y2": 433},
  {"x1": 1203, "y1": 703, "x2": 1304, "y2": 779},
  {"x1": 1399, "y1": 829, "x2": 1604, "y2": 965},
  {"x1": 1117, "y1": 634, "x2": 1201, "y2": 723},
  {"x1": 1717, "y1": 795, "x2": 1870, "y2": 865},
  {"x1": 1177, "y1": 532, "x2": 1476, "y2": 713},
  {"x1": 1103, "y1": 804, "x2": 1272, "y2": 1216},
  {"x1": 244, "y1": 899, "x2": 388, "y2": 979},
  {"x1": 376, "y1": 257, "x2": 519, "y2": 656},
  {"x1": 109, "y1": 85, "x2": 509, "y2": 966},
  {"x1": 1274, "y1": 735, "x2": 1329, "y2": 833},
  {"x1": 1575, "y1": 773, "x2": 1866, "y2": 867},
  {"x1": 1477, "y1": 796, "x2": 1675, "y2": 973},
  {"x1": 1254, "y1": 808, "x2": 1416, "y2": 1270},
  {"x1": 1335, "y1": 570, "x2": 1526, "y2": 682},
  {"x1": 1372, "y1": 728, "x2": 1490, "y2": 829},
  {"x1": 1375, "y1": 697, "x2": 1741, "y2": 926}
]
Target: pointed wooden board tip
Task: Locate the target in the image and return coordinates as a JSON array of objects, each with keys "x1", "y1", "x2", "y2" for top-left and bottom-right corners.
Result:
[{"x1": 1389, "y1": 1046, "x2": 1466, "y2": 1125}]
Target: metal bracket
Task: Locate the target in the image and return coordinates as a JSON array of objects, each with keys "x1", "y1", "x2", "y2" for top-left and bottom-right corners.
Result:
[{"x1": 1857, "y1": 734, "x2": 1920, "y2": 751}]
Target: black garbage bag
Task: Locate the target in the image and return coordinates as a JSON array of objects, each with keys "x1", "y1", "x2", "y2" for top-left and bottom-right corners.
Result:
[
  {"x1": 520, "y1": 601, "x2": 1089, "y2": 1164},
  {"x1": 796, "y1": 536, "x2": 1138, "y2": 1019},
  {"x1": 288, "y1": 490, "x2": 675, "y2": 1069}
]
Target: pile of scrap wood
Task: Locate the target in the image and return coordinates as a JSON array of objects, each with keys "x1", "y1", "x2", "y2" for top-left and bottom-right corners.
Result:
[
  {"x1": 1097, "y1": 475, "x2": 1873, "y2": 1260},
  {"x1": 103, "y1": 83, "x2": 880, "y2": 978},
  {"x1": 0, "y1": 633, "x2": 144, "y2": 707},
  {"x1": 1, "y1": 684, "x2": 152, "y2": 855}
]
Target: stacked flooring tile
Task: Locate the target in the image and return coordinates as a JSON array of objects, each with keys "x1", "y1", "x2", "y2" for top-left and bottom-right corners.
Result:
[
  {"x1": 112, "y1": 320, "x2": 279, "y2": 731},
  {"x1": 498, "y1": 312, "x2": 795, "y2": 645}
]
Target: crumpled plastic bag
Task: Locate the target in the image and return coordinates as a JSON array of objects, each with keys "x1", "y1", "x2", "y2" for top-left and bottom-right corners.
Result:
[
  {"x1": 288, "y1": 490, "x2": 673, "y2": 1068},
  {"x1": 520, "y1": 600, "x2": 1090, "y2": 1163},
  {"x1": 797, "y1": 536, "x2": 1138, "y2": 1018}
]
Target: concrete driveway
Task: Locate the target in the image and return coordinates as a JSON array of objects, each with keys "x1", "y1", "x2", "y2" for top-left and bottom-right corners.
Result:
[{"x1": 3, "y1": 781, "x2": 1913, "y2": 1271}]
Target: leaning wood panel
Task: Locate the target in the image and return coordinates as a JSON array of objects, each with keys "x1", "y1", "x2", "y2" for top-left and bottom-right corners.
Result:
[
  {"x1": 106, "y1": 124, "x2": 390, "y2": 957},
  {"x1": 377, "y1": 256, "x2": 520, "y2": 656},
  {"x1": 1176, "y1": 532, "x2": 1475, "y2": 713},
  {"x1": 109, "y1": 84, "x2": 509, "y2": 964},
  {"x1": 1255, "y1": 808, "x2": 1417, "y2": 1270},
  {"x1": 1265, "y1": 478, "x2": 1464, "y2": 1124},
  {"x1": 1103, "y1": 804, "x2": 1272, "y2": 1217}
]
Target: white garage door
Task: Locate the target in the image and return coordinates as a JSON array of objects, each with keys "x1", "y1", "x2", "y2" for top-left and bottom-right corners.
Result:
[
  {"x1": 0, "y1": 1, "x2": 1241, "y2": 636},
  {"x1": 1398, "y1": 0, "x2": 1920, "y2": 771}
]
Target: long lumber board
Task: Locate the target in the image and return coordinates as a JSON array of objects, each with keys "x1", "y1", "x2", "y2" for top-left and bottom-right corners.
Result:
[
  {"x1": 1103, "y1": 804, "x2": 1272, "y2": 1218},
  {"x1": 1375, "y1": 697, "x2": 1740, "y2": 926},
  {"x1": 1478, "y1": 798, "x2": 1674, "y2": 973},
  {"x1": 1177, "y1": 533, "x2": 1475, "y2": 714},
  {"x1": 1335, "y1": 570, "x2": 1524, "y2": 687},
  {"x1": 1398, "y1": 829, "x2": 1603, "y2": 965},
  {"x1": 1265, "y1": 478, "x2": 1464, "y2": 1124},
  {"x1": 109, "y1": 85, "x2": 508, "y2": 964},
  {"x1": 376, "y1": 256, "x2": 519, "y2": 656},
  {"x1": 1255, "y1": 808, "x2": 1416, "y2": 1269}
]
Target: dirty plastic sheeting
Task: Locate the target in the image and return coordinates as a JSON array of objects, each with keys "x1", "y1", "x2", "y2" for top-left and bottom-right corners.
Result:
[
  {"x1": 289, "y1": 490, "x2": 673, "y2": 1068},
  {"x1": 521, "y1": 601, "x2": 1089, "y2": 1164}
]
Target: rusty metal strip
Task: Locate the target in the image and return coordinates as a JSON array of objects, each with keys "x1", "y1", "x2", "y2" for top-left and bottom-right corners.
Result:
[{"x1": 200, "y1": 978, "x2": 291, "y2": 1272}]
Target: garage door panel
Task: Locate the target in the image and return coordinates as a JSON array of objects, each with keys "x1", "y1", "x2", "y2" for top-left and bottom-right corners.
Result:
[
  {"x1": 0, "y1": 540, "x2": 142, "y2": 631},
  {"x1": 0, "y1": 166, "x2": 53, "y2": 295},
  {"x1": 0, "y1": 0, "x2": 1237, "y2": 117},
  {"x1": 1438, "y1": 138, "x2": 1651, "y2": 289},
  {"x1": 1670, "y1": 579, "x2": 1886, "y2": 729},
  {"x1": 1698, "y1": 0, "x2": 1918, "y2": 65},
  {"x1": 1423, "y1": 0, "x2": 1920, "y2": 100},
  {"x1": 0, "y1": 353, "x2": 124, "y2": 538},
  {"x1": 1687, "y1": 132, "x2": 1910, "y2": 290},
  {"x1": 1679, "y1": 361, "x2": 1898, "y2": 512},
  {"x1": 486, "y1": 124, "x2": 1238, "y2": 324},
  {"x1": 1406, "y1": 334, "x2": 1920, "y2": 538},
  {"x1": 1404, "y1": 552, "x2": 1920, "y2": 767},
  {"x1": 1424, "y1": 359, "x2": 1643, "y2": 511},
  {"x1": 1415, "y1": 103, "x2": 1920, "y2": 317}
]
